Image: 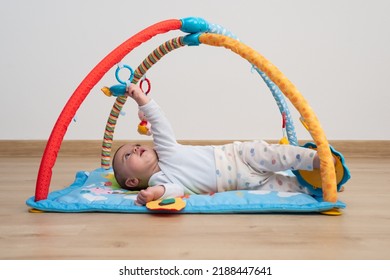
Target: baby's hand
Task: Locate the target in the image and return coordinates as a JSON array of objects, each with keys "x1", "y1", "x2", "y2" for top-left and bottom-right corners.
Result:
[
  {"x1": 135, "y1": 185, "x2": 165, "y2": 206},
  {"x1": 135, "y1": 189, "x2": 155, "y2": 206},
  {"x1": 126, "y1": 84, "x2": 149, "y2": 106}
]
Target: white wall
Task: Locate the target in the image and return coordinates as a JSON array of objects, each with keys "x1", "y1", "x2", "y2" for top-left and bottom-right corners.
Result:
[{"x1": 1, "y1": 0, "x2": 389, "y2": 141}]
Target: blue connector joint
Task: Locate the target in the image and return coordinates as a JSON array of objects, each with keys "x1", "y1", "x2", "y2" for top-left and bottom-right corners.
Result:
[
  {"x1": 183, "y1": 33, "x2": 202, "y2": 46},
  {"x1": 180, "y1": 17, "x2": 209, "y2": 33}
]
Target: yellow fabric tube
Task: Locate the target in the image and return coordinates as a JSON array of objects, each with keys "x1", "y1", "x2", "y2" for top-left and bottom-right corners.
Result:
[{"x1": 199, "y1": 33, "x2": 337, "y2": 203}]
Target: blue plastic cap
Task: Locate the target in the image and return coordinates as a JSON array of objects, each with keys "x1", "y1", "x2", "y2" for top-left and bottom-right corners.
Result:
[
  {"x1": 183, "y1": 33, "x2": 202, "y2": 46},
  {"x1": 180, "y1": 17, "x2": 209, "y2": 33}
]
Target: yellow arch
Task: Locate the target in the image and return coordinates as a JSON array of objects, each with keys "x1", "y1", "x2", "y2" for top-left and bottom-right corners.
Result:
[{"x1": 199, "y1": 33, "x2": 337, "y2": 203}]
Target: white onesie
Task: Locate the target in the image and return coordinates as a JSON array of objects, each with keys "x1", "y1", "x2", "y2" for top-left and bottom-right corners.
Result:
[{"x1": 141, "y1": 99, "x2": 316, "y2": 199}]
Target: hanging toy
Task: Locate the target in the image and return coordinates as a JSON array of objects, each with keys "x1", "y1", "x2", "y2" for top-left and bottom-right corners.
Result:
[
  {"x1": 279, "y1": 112, "x2": 289, "y2": 144},
  {"x1": 101, "y1": 64, "x2": 153, "y2": 136},
  {"x1": 137, "y1": 110, "x2": 152, "y2": 135},
  {"x1": 137, "y1": 76, "x2": 152, "y2": 136},
  {"x1": 101, "y1": 84, "x2": 127, "y2": 97},
  {"x1": 101, "y1": 64, "x2": 134, "y2": 97}
]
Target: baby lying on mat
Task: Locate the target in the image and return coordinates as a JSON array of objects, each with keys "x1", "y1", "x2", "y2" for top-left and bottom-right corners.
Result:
[{"x1": 113, "y1": 84, "x2": 329, "y2": 206}]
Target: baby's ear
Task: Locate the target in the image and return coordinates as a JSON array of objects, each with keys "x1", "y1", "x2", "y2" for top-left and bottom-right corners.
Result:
[{"x1": 125, "y1": 178, "x2": 140, "y2": 188}]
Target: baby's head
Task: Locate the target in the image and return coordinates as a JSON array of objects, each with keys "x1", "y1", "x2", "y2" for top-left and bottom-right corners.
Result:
[{"x1": 112, "y1": 143, "x2": 160, "y2": 190}]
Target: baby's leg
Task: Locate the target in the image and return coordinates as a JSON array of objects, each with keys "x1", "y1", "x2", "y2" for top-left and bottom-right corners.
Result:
[
  {"x1": 240, "y1": 140, "x2": 317, "y2": 173},
  {"x1": 258, "y1": 173, "x2": 312, "y2": 194}
]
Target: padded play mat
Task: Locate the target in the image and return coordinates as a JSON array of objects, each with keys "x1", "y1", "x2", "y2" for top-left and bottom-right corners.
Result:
[
  {"x1": 26, "y1": 168, "x2": 346, "y2": 214},
  {"x1": 28, "y1": 17, "x2": 350, "y2": 215}
]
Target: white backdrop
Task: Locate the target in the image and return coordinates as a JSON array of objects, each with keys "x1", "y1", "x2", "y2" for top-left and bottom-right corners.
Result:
[{"x1": 1, "y1": 0, "x2": 389, "y2": 140}]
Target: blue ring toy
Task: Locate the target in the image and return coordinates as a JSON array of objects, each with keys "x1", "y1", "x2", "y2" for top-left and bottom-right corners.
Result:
[{"x1": 115, "y1": 64, "x2": 134, "y2": 85}]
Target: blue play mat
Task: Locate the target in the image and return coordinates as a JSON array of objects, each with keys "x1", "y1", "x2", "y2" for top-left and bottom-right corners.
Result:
[{"x1": 26, "y1": 168, "x2": 346, "y2": 214}]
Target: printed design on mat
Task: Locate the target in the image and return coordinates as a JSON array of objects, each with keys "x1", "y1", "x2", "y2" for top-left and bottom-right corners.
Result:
[{"x1": 80, "y1": 171, "x2": 138, "y2": 202}]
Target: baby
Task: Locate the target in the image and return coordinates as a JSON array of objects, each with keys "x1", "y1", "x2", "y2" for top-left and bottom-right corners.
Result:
[{"x1": 113, "y1": 84, "x2": 324, "y2": 206}]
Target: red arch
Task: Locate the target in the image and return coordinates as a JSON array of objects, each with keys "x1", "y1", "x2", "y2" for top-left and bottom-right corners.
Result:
[{"x1": 35, "y1": 19, "x2": 182, "y2": 201}]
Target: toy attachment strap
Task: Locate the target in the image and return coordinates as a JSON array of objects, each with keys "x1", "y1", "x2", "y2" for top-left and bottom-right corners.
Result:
[{"x1": 279, "y1": 112, "x2": 289, "y2": 144}]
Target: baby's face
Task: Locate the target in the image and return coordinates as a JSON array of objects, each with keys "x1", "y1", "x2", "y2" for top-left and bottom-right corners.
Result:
[{"x1": 114, "y1": 143, "x2": 159, "y2": 183}]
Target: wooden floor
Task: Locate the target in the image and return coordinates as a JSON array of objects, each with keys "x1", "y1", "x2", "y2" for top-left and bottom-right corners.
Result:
[{"x1": 1, "y1": 148, "x2": 390, "y2": 259}]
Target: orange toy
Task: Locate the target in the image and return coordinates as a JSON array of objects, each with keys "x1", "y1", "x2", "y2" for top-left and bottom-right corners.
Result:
[{"x1": 146, "y1": 198, "x2": 186, "y2": 212}]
